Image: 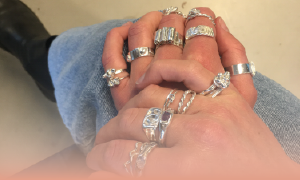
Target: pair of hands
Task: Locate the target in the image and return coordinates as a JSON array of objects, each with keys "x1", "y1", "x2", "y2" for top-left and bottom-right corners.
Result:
[{"x1": 87, "y1": 8, "x2": 299, "y2": 178}]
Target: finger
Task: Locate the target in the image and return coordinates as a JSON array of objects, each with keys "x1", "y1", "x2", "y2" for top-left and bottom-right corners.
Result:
[
  {"x1": 154, "y1": 13, "x2": 185, "y2": 60},
  {"x1": 135, "y1": 59, "x2": 234, "y2": 95},
  {"x1": 183, "y1": 7, "x2": 224, "y2": 74},
  {"x1": 89, "y1": 171, "x2": 121, "y2": 179},
  {"x1": 94, "y1": 108, "x2": 187, "y2": 147},
  {"x1": 128, "y1": 12, "x2": 163, "y2": 83},
  {"x1": 87, "y1": 140, "x2": 183, "y2": 177},
  {"x1": 215, "y1": 17, "x2": 257, "y2": 107},
  {"x1": 102, "y1": 22, "x2": 132, "y2": 110}
]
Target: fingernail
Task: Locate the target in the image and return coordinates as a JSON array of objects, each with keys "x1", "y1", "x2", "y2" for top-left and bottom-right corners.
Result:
[
  {"x1": 136, "y1": 73, "x2": 145, "y2": 85},
  {"x1": 219, "y1": 17, "x2": 229, "y2": 32},
  {"x1": 122, "y1": 22, "x2": 131, "y2": 26}
]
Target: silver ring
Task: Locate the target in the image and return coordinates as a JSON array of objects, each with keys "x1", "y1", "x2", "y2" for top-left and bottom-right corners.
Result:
[
  {"x1": 163, "y1": 89, "x2": 178, "y2": 111},
  {"x1": 177, "y1": 90, "x2": 197, "y2": 114},
  {"x1": 143, "y1": 108, "x2": 162, "y2": 142},
  {"x1": 186, "y1": 8, "x2": 215, "y2": 26},
  {"x1": 200, "y1": 72, "x2": 231, "y2": 98},
  {"x1": 124, "y1": 142, "x2": 142, "y2": 176},
  {"x1": 136, "y1": 142, "x2": 158, "y2": 176},
  {"x1": 224, "y1": 61, "x2": 256, "y2": 77},
  {"x1": 186, "y1": 25, "x2": 214, "y2": 40},
  {"x1": 158, "y1": 109, "x2": 174, "y2": 146},
  {"x1": 102, "y1": 68, "x2": 126, "y2": 79},
  {"x1": 127, "y1": 47, "x2": 155, "y2": 63},
  {"x1": 154, "y1": 27, "x2": 184, "y2": 49},
  {"x1": 163, "y1": 6, "x2": 186, "y2": 18}
]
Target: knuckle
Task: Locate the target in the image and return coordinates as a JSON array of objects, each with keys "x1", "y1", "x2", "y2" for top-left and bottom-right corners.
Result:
[
  {"x1": 159, "y1": 15, "x2": 178, "y2": 25},
  {"x1": 119, "y1": 108, "x2": 139, "y2": 132},
  {"x1": 103, "y1": 140, "x2": 124, "y2": 165},
  {"x1": 128, "y1": 22, "x2": 150, "y2": 38},
  {"x1": 137, "y1": 84, "x2": 161, "y2": 106}
]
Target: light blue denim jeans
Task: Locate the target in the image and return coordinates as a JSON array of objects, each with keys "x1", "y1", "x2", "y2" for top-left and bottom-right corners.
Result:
[{"x1": 48, "y1": 19, "x2": 300, "y2": 164}]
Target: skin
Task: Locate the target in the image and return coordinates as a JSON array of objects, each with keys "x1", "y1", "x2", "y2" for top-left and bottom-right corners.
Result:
[{"x1": 86, "y1": 8, "x2": 300, "y2": 179}]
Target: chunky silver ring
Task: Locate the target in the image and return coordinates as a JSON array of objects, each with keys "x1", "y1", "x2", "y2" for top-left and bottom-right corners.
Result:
[
  {"x1": 186, "y1": 8, "x2": 215, "y2": 26},
  {"x1": 163, "y1": 89, "x2": 178, "y2": 111},
  {"x1": 158, "y1": 109, "x2": 174, "y2": 146},
  {"x1": 186, "y1": 25, "x2": 215, "y2": 40},
  {"x1": 136, "y1": 142, "x2": 158, "y2": 176},
  {"x1": 163, "y1": 6, "x2": 186, "y2": 18},
  {"x1": 154, "y1": 27, "x2": 184, "y2": 49},
  {"x1": 143, "y1": 108, "x2": 162, "y2": 142},
  {"x1": 177, "y1": 90, "x2": 197, "y2": 114},
  {"x1": 127, "y1": 47, "x2": 155, "y2": 63},
  {"x1": 200, "y1": 72, "x2": 231, "y2": 98},
  {"x1": 224, "y1": 61, "x2": 256, "y2": 77},
  {"x1": 124, "y1": 142, "x2": 142, "y2": 176}
]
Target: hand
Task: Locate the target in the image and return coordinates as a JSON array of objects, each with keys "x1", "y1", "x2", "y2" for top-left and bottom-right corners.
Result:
[{"x1": 102, "y1": 8, "x2": 257, "y2": 110}]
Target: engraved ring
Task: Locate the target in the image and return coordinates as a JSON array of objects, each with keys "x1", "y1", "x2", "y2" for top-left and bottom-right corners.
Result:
[
  {"x1": 154, "y1": 27, "x2": 184, "y2": 49},
  {"x1": 142, "y1": 108, "x2": 162, "y2": 142},
  {"x1": 127, "y1": 47, "x2": 155, "y2": 63},
  {"x1": 186, "y1": 25, "x2": 215, "y2": 40},
  {"x1": 224, "y1": 61, "x2": 256, "y2": 77}
]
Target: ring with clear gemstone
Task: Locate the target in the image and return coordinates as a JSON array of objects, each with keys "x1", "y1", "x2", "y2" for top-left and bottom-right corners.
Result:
[{"x1": 186, "y1": 8, "x2": 216, "y2": 26}]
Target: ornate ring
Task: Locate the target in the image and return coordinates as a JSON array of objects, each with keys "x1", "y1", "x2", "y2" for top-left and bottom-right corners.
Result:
[
  {"x1": 163, "y1": 6, "x2": 186, "y2": 18},
  {"x1": 163, "y1": 89, "x2": 178, "y2": 111},
  {"x1": 186, "y1": 25, "x2": 214, "y2": 40},
  {"x1": 177, "y1": 90, "x2": 196, "y2": 114},
  {"x1": 124, "y1": 142, "x2": 142, "y2": 176},
  {"x1": 136, "y1": 142, "x2": 158, "y2": 176},
  {"x1": 200, "y1": 72, "x2": 231, "y2": 98},
  {"x1": 103, "y1": 69, "x2": 129, "y2": 87},
  {"x1": 154, "y1": 27, "x2": 184, "y2": 49},
  {"x1": 186, "y1": 8, "x2": 215, "y2": 26},
  {"x1": 143, "y1": 108, "x2": 162, "y2": 142},
  {"x1": 224, "y1": 61, "x2": 256, "y2": 77},
  {"x1": 158, "y1": 109, "x2": 174, "y2": 146},
  {"x1": 127, "y1": 47, "x2": 155, "y2": 63}
]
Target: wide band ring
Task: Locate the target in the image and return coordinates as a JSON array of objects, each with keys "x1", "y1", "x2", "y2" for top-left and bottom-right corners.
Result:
[
  {"x1": 186, "y1": 25, "x2": 214, "y2": 40},
  {"x1": 143, "y1": 108, "x2": 162, "y2": 142},
  {"x1": 154, "y1": 27, "x2": 184, "y2": 49},
  {"x1": 126, "y1": 47, "x2": 155, "y2": 63},
  {"x1": 200, "y1": 71, "x2": 231, "y2": 98},
  {"x1": 186, "y1": 8, "x2": 215, "y2": 26},
  {"x1": 224, "y1": 61, "x2": 256, "y2": 77},
  {"x1": 163, "y1": 6, "x2": 186, "y2": 18},
  {"x1": 158, "y1": 109, "x2": 174, "y2": 146}
]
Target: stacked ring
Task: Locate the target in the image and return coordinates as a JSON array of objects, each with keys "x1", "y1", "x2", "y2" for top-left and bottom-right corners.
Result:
[
  {"x1": 102, "y1": 69, "x2": 129, "y2": 87},
  {"x1": 186, "y1": 8, "x2": 215, "y2": 26},
  {"x1": 200, "y1": 72, "x2": 231, "y2": 98}
]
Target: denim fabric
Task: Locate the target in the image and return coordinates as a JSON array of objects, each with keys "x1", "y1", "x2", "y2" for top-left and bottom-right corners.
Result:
[{"x1": 48, "y1": 20, "x2": 300, "y2": 164}]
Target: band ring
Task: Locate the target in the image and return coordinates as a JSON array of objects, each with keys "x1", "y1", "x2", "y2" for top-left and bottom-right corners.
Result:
[
  {"x1": 154, "y1": 27, "x2": 184, "y2": 49},
  {"x1": 127, "y1": 47, "x2": 155, "y2": 63},
  {"x1": 224, "y1": 61, "x2": 256, "y2": 77},
  {"x1": 186, "y1": 8, "x2": 215, "y2": 26},
  {"x1": 200, "y1": 72, "x2": 231, "y2": 98},
  {"x1": 186, "y1": 25, "x2": 215, "y2": 40},
  {"x1": 143, "y1": 108, "x2": 162, "y2": 142}
]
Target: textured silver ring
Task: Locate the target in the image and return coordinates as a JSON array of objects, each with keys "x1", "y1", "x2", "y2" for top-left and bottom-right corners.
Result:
[
  {"x1": 154, "y1": 27, "x2": 184, "y2": 49},
  {"x1": 124, "y1": 142, "x2": 142, "y2": 176},
  {"x1": 163, "y1": 6, "x2": 186, "y2": 18},
  {"x1": 158, "y1": 109, "x2": 174, "y2": 146},
  {"x1": 177, "y1": 90, "x2": 197, "y2": 114},
  {"x1": 163, "y1": 89, "x2": 178, "y2": 111},
  {"x1": 143, "y1": 108, "x2": 162, "y2": 142},
  {"x1": 127, "y1": 47, "x2": 155, "y2": 63},
  {"x1": 186, "y1": 8, "x2": 215, "y2": 26},
  {"x1": 186, "y1": 25, "x2": 215, "y2": 40},
  {"x1": 200, "y1": 72, "x2": 231, "y2": 98},
  {"x1": 224, "y1": 61, "x2": 256, "y2": 77},
  {"x1": 136, "y1": 142, "x2": 158, "y2": 177}
]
